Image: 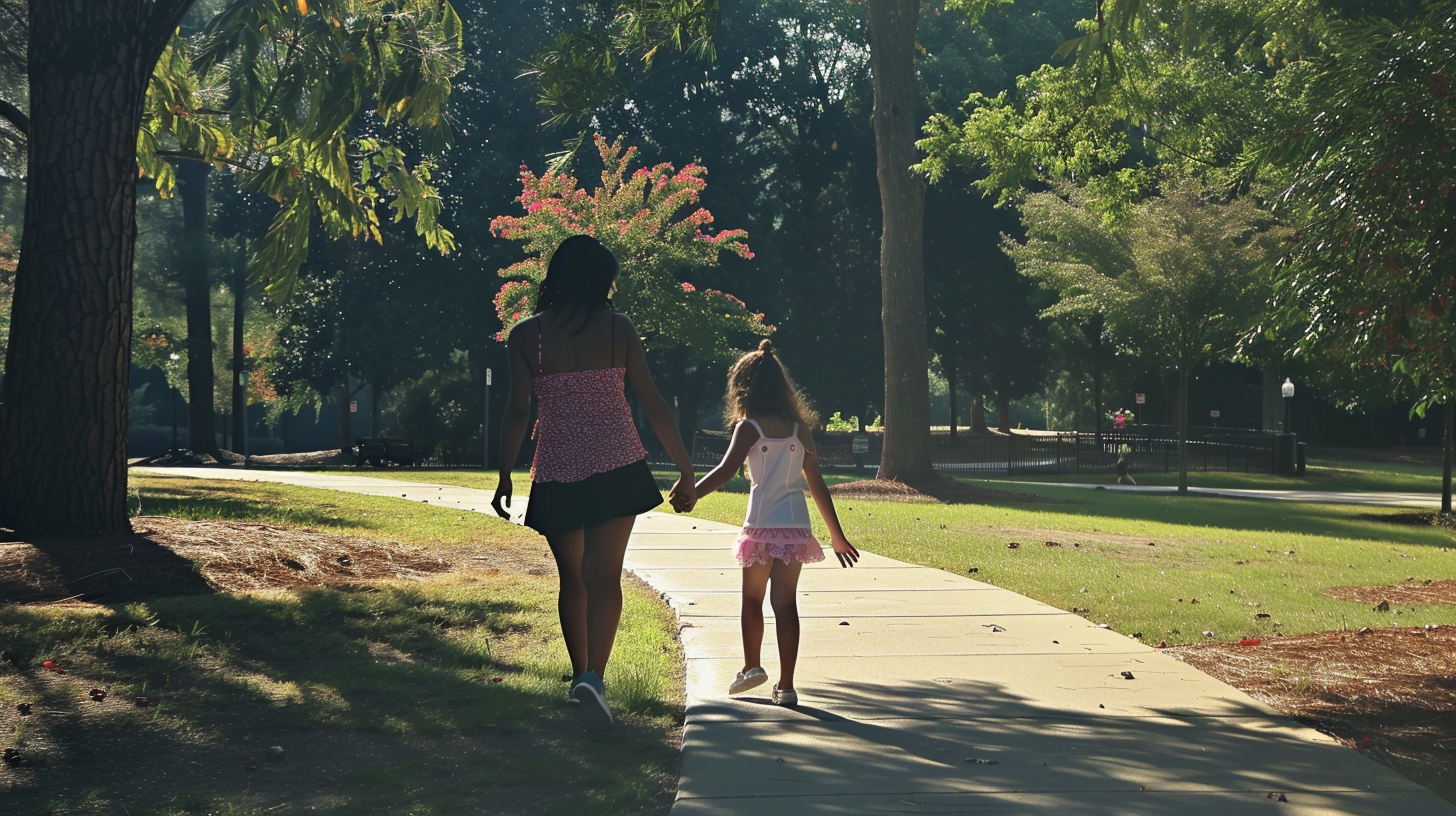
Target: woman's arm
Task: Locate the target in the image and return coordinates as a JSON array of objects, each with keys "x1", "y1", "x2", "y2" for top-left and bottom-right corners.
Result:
[
  {"x1": 621, "y1": 314, "x2": 697, "y2": 512},
  {"x1": 799, "y1": 425, "x2": 859, "y2": 567},
  {"x1": 491, "y1": 319, "x2": 535, "y2": 519},
  {"x1": 695, "y1": 421, "x2": 757, "y2": 498}
]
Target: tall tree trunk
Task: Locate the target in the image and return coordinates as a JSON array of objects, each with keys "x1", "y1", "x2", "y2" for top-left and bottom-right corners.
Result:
[
  {"x1": 1443, "y1": 400, "x2": 1453, "y2": 515},
  {"x1": 0, "y1": 1, "x2": 194, "y2": 536},
  {"x1": 869, "y1": 0, "x2": 932, "y2": 484},
  {"x1": 1177, "y1": 367, "x2": 1190, "y2": 494},
  {"x1": 179, "y1": 160, "x2": 218, "y2": 455},
  {"x1": 231, "y1": 256, "x2": 246, "y2": 456},
  {"x1": 997, "y1": 394, "x2": 1011, "y2": 434},
  {"x1": 338, "y1": 384, "x2": 354, "y2": 454},
  {"x1": 970, "y1": 392, "x2": 989, "y2": 435},
  {"x1": 947, "y1": 363, "x2": 958, "y2": 442}
]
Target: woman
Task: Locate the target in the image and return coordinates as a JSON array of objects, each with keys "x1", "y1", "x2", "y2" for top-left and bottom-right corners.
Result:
[{"x1": 491, "y1": 234, "x2": 695, "y2": 730}]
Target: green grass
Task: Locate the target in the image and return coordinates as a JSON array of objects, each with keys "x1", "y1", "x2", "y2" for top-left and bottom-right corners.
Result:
[
  {"x1": 2, "y1": 476, "x2": 684, "y2": 816},
  {"x1": 134, "y1": 474, "x2": 531, "y2": 547},
  {"x1": 997, "y1": 455, "x2": 1447, "y2": 493},
  {"x1": 687, "y1": 480, "x2": 1456, "y2": 645}
]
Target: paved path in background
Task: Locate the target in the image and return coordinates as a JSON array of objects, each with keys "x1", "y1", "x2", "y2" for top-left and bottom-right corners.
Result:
[
  {"x1": 135, "y1": 467, "x2": 1456, "y2": 815},
  {"x1": 1007, "y1": 481, "x2": 1449, "y2": 509}
]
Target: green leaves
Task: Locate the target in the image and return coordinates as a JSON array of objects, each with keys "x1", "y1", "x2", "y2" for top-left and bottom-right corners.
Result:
[
  {"x1": 139, "y1": 0, "x2": 465, "y2": 302},
  {"x1": 525, "y1": 0, "x2": 720, "y2": 129}
]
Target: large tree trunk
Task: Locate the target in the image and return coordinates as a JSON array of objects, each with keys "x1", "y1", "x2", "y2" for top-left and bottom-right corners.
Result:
[
  {"x1": 1177, "y1": 367, "x2": 1190, "y2": 494},
  {"x1": 0, "y1": 1, "x2": 194, "y2": 536},
  {"x1": 178, "y1": 160, "x2": 219, "y2": 455},
  {"x1": 231, "y1": 257, "x2": 247, "y2": 456},
  {"x1": 996, "y1": 393, "x2": 1011, "y2": 434},
  {"x1": 969, "y1": 392, "x2": 989, "y2": 435},
  {"x1": 1443, "y1": 400, "x2": 1453, "y2": 515},
  {"x1": 947, "y1": 363, "x2": 958, "y2": 442},
  {"x1": 869, "y1": 0, "x2": 932, "y2": 484}
]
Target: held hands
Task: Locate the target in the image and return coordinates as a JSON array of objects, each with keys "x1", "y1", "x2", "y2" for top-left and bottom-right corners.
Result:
[
  {"x1": 491, "y1": 477, "x2": 513, "y2": 520},
  {"x1": 830, "y1": 533, "x2": 859, "y2": 568},
  {"x1": 668, "y1": 476, "x2": 697, "y2": 513}
]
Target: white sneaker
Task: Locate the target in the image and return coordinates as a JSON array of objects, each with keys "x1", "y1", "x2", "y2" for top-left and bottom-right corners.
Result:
[
  {"x1": 728, "y1": 667, "x2": 768, "y2": 695},
  {"x1": 572, "y1": 671, "x2": 613, "y2": 730},
  {"x1": 772, "y1": 685, "x2": 798, "y2": 707}
]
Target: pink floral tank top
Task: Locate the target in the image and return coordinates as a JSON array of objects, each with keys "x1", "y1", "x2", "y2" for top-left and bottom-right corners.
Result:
[{"x1": 529, "y1": 315, "x2": 648, "y2": 483}]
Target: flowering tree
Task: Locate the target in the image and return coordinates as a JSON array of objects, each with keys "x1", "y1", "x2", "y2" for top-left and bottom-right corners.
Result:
[{"x1": 490, "y1": 135, "x2": 769, "y2": 363}]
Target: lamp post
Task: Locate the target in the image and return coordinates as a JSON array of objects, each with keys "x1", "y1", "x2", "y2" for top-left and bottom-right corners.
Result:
[
  {"x1": 1281, "y1": 377, "x2": 1295, "y2": 436},
  {"x1": 169, "y1": 353, "x2": 181, "y2": 452}
]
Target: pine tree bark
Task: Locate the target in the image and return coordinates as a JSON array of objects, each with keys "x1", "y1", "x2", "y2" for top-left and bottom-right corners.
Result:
[
  {"x1": 868, "y1": 0, "x2": 933, "y2": 484},
  {"x1": 0, "y1": 1, "x2": 195, "y2": 536},
  {"x1": 178, "y1": 160, "x2": 219, "y2": 455}
]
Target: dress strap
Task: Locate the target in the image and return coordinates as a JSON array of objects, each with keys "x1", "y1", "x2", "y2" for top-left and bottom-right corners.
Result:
[
  {"x1": 791, "y1": 422, "x2": 798, "y2": 436},
  {"x1": 536, "y1": 319, "x2": 544, "y2": 377},
  {"x1": 743, "y1": 418, "x2": 764, "y2": 436}
]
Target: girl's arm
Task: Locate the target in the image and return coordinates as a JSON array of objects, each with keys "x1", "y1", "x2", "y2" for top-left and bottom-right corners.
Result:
[
  {"x1": 491, "y1": 320, "x2": 535, "y2": 519},
  {"x1": 799, "y1": 425, "x2": 859, "y2": 568},
  {"x1": 621, "y1": 314, "x2": 697, "y2": 512},
  {"x1": 695, "y1": 420, "x2": 758, "y2": 498}
]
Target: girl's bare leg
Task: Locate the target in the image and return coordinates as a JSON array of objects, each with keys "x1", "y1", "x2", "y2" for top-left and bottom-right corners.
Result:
[
  {"x1": 581, "y1": 515, "x2": 637, "y2": 676},
  {"x1": 740, "y1": 561, "x2": 773, "y2": 670},
  {"x1": 545, "y1": 529, "x2": 588, "y2": 675},
  {"x1": 769, "y1": 559, "x2": 805, "y2": 689}
]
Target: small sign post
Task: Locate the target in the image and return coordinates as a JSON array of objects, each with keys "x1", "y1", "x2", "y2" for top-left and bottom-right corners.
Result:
[{"x1": 484, "y1": 368, "x2": 492, "y2": 470}]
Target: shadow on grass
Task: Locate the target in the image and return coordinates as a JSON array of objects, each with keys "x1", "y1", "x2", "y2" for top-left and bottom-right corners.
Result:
[
  {"x1": 0, "y1": 533, "x2": 215, "y2": 604},
  {"x1": 0, "y1": 577, "x2": 679, "y2": 815}
]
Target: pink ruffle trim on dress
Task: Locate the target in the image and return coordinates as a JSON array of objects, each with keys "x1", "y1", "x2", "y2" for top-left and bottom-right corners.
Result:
[{"x1": 734, "y1": 527, "x2": 825, "y2": 567}]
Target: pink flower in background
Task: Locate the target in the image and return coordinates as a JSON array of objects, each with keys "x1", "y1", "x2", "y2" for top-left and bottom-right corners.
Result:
[{"x1": 681, "y1": 283, "x2": 696, "y2": 293}]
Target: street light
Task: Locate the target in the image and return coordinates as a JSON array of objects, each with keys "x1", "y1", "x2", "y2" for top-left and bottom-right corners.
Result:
[
  {"x1": 1281, "y1": 377, "x2": 1295, "y2": 435},
  {"x1": 169, "y1": 353, "x2": 181, "y2": 452}
]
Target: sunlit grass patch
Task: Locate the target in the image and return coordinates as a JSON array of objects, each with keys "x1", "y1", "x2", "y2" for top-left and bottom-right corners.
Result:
[{"x1": 686, "y1": 483, "x2": 1456, "y2": 646}]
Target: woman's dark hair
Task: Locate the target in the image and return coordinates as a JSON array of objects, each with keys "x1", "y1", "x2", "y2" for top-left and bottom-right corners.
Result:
[
  {"x1": 723, "y1": 339, "x2": 819, "y2": 430},
  {"x1": 536, "y1": 235, "x2": 619, "y2": 330}
]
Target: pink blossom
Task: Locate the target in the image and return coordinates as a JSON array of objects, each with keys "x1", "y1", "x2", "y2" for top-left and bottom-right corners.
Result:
[{"x1": 681, "y1": 283, "x2": 696, "y2": 293}]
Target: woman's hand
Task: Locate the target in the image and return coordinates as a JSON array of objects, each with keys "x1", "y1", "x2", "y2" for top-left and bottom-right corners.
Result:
[
  {"x1": 668, "y1": 477, "x2": 697, "y2": 513},
  {"x1": 830, "y1": 533, "x2": 859, "y2": 568},
  {"x1": 491, "y1": 477, "x2": 513, "y2": 520}
]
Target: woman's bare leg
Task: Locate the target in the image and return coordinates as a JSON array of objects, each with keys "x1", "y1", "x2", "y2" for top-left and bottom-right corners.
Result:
[
  {"x1": 545, "y1": 529, "x2": 588, "y2": 675},
  {"x1": 581, "y1": 515, "x2": 637, "y2": 676}
]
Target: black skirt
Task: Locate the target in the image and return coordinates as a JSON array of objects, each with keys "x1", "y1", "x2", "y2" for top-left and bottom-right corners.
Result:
[{"x1": 523, "y1": 458, "x2": 663, "y2": 537}]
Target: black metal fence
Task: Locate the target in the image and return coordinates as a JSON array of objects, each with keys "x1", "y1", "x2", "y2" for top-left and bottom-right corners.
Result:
[{"x1": 676, "y1": 424, "x2": 1294, "y2": 477}]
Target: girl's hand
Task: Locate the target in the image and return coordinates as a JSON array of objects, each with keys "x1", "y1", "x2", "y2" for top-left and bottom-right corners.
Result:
[
  {"x1": 668, "y1": 477, "x2": 696, "y2": 513},
  {"x1": 830, "y1": 534, "x2": 859, "y2": 568},
  {"x1": 491, "y1": 477, "x2": 513, "y2": 520}
]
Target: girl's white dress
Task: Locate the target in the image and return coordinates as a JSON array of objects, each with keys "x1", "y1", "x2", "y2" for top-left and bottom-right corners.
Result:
[{"x1": 733, "y1": 419, "x2": 826, "y2": 567}]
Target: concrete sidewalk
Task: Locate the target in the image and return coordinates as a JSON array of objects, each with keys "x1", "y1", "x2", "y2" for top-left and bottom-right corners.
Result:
[{"x1": 136, "y1": 467, "x2": 1456, "y2": 814}]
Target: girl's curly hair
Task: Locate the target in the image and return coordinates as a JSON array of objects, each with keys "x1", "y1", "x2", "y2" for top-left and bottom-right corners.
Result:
[{"x1": 722, "y1": 339, "x2": 819, "y2": 430}]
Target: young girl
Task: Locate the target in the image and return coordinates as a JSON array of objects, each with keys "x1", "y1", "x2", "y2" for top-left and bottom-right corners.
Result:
[
  {"x1": 492, "y1": 235, "x2": 696, "y2": 730},
  {"x1": 694, "y1": 339, "x2": 858, "y2": 706}
]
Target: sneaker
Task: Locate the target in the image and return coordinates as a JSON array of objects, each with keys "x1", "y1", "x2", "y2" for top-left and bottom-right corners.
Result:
[
  {"x1": 728, "y1": 667, "x2": 768, "y2": 695},
  {"x1": 572, "y1": 670, "x2": 613, "y2": 730},
  {"x1": 772, "y1": 685, "x2": 798, "y2": 707}
]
